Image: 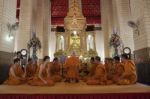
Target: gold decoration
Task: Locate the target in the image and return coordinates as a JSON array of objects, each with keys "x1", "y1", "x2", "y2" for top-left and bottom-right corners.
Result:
[{"x1": 55, "y1": 0, "x2": 97, "y2": 58}]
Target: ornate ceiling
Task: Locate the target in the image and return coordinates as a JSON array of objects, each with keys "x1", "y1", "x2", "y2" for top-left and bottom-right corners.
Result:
[
  {"x1": 51, "y1": 0, "x2": 68, "y2": 25},
  {"x1": 51, "y1": 0, "x2": 101, "y2": 25},
  {"x1": 82, "y1": 0, "x2": 101, "y2": 24},
  {"x1": 16, "y1": 0, "x2": 101, "y2": 25}
]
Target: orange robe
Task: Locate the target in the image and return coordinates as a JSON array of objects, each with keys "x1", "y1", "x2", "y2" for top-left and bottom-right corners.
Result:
[
  {"x1": 83, "y1": 63, "x2": 97, "y2": 82},
  {"x1": 64, "y1": 56, "x2": 80, "y2": 80},
  {"x1": 89, "y1": 63, "x2": 97, "y2": 76},
  {"x1": 86, "y1": 63, "x2": 107, "y2": 85},
  {"x1": 4, "y1": 64, "x2": 25, "y2": 85},
  {"x1": 112, "y1": 62, "x2": 124, "y2": 83},
  {"x1": 105, "y1": 62, "x2": 114, "y2": 80},
  {"x1": 28, "y1": 63, "x2": 54, "y2": 86},
  {"x1": 117, "y1": 60, "x2": 137, "y2": 85},
  {"x1": 26, "y1": 63, "x2": 37, "y2": 80},
  {"x1": 50, "y1": 62, "x2": 62, "y2": 82}
]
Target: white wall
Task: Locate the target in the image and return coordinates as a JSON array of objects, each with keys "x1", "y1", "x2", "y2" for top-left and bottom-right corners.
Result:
[
  {"x1": 115, "y1": 0, "x2": 134, "y2": 53},
  {"x1": 49, "y1": 31, "x2": 56, "y2": 61},
  {"x1": 130, "y1": 0, "x2": 150, "y2": 50},
  {"x1": 0, "y1": 0, "x2": 16, "y2": 52},
  {"x1": 95, "y1": 30, "x2": 105, "y2": 61}
]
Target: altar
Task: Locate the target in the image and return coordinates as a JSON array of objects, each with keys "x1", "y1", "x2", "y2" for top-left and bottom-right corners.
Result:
[{"x1": 54, "y1": 0, "x2": 97, "y2": 59}]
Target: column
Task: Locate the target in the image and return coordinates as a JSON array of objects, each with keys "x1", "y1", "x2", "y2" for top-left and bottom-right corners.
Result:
[
  {"x1": 101, "y1": 0, "x2": 114, "y2": 57},
  {"x1": 42, "y1": 0, "x2": 51, "y2": 57},
  {"x1": 49, "y1": 1, "x2": 56, "y2": 60},
  {"x1": 17, "y1": 0, "x2": 32, "y2": 51},
  {"x1": 30, "y1": 0, "x2": 50, "y2": 59}
]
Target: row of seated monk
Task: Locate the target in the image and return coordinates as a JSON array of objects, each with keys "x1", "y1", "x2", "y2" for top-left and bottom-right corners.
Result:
[{"x1": 3, "y1": 53, "x2": 137, "y2": 86}]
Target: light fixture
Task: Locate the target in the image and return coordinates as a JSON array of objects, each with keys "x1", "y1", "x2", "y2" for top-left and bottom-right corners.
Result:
[
  {"x1": 84, "y1": 58, "x2": 87, "y2": 61},
  {"x1": 8, "y1": 34, "x2": 14, "y2": 40},
  {"x1": 88, "y1": 35, "x2": 91, "y2": 40},
  {"x1": 79, "y1": 55, "x2": 83, "y2": 59},
  {"x1": 7, "y1": 22, "x2": 19, "y2": 40},
  {"x1": 73, "y1": 31, "x2": 77, "y2": 35}
]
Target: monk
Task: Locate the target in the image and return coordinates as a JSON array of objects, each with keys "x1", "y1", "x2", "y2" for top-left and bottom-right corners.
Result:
[
  {"x1": 79, "y1": 63, "x2": 89, "y2": 77},
  {"x1": 28, "y1": 56, "x2": 54, "y2": 86},
  {"x1": 64, "y1": 52, "x2": 80, "y2": 83},
  {"x1": 49, "y1": 57, "x2": 62, "y2": 82},
  {"x1": 104, "y1": 58, "x2": 115, "y2": 85},
  {"x1": 105, "y1": 58, "x2": 114, "y2": 80},
  {"x1": 88, "y1": 57, "x2": 97, "y2": 76},
  {"x1": 4, "y1": 58, "x2": 26, "y2": 85},
  {"x1": 117, "y1": 54, "x2": 137, "y2": 85},
  {"x1": 86, "y1": 56, "x2": 107, "y2": 85},
  {"x1": 111, "y1": 56, "x2": 124, "y2": 83},
  {"x1": 26, "y1": 58, "x2": 37, "y2": 80},
  {"x1": 83, "y1": 57, "x2": 97, "y2": 82}
]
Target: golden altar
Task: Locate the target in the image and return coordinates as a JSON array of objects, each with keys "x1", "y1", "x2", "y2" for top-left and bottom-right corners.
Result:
[{"x1": 54, "y1": 0, "x2": 97, "y2": 59}]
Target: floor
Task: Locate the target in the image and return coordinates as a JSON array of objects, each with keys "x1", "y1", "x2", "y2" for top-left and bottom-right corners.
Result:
[{"x1": 0, "y1": 82, "x2": 150, "y2": 94}]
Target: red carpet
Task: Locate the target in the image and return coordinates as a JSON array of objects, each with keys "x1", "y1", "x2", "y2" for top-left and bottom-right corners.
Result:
[{"x1": 0, "y1": 93, "x2": 150, "y2": 99}]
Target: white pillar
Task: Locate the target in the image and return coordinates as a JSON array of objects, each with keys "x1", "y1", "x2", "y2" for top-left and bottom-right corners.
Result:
[
  {"x1": 101, "y1": 0, "x2": 114, "y2": 57},
  {"x1": 49, "y1": 1, "x2": 56, "y2": 60},
  {"x1": 17, "y1": 0, "x2": 32, "y2": 51},
  {"x1": 32, "y1": 0, "x2": 50, "y2": 59}
]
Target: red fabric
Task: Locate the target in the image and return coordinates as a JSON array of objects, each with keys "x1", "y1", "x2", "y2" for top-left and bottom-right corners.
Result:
[
  {"x1": 16, "y1": 9, "x2": 20, "y2": 20},
  {"x1": 82, "y1": 0, "x2": 101, "y2": 24},
  {"x1": 51, "y1": 0, "x2": 101, "y2": 25},
  {"x1": 51, "y1": 0, "x2": 68, "y2": 25},
  {"x1": 16, "y1": 0, "x2": 20, "y2": 20},
  {"x1": 16, "y1": 0, "x2": 20, "y2": 8},
  {"x1": 0, "y1": 93, "x2": 150, "y2": 99}
]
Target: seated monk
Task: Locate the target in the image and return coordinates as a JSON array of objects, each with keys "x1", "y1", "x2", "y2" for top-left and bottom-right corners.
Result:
[
  {"x1": 88, "y1": 57, "x2": 97, "y2": 76},
  {"x1": 104, "y1": 58, "x2": 115, "y2": 85},
  {"x1": 117, "y1": 54, "x2": 137, "y2": 85},
  {"x1": 26, "y1": 58, "x2": 37, "y2": 80},
  {"x1": 28, "y1": 56, "x2": 54, "y2": 86},
  {"x1": 83, "y1": 57, "x2": 97, "y2": 82},
  {"x1": 4, "y1": 58, "x2": 26, "y2": 85},
  {"x1": 79, "y1": 63, "x2": 89, "y2": 77},
  {"x1": 64, "y1": 52, "x2": 80, "y2": 83},
  {"x1": 111, "y1": 56, "x2": 124, "y2": 84},
  {"x1": 105, "y1": 58, "x2": 114, "y2": 80},
  {"x1": 86, "y1": 56, "x2": 107, "y2": 85},
  {"x1": 49, "y1": 57, "x2": 62, "y2": 82}
]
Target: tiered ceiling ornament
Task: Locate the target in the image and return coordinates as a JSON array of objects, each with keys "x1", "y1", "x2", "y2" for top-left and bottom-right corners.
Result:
[
  {"x1": 64, "y1": 0, "x2": 86, "y2": 31},
  {"x1": 54, "y1": 0, "x2": 97, "y2": 58}
]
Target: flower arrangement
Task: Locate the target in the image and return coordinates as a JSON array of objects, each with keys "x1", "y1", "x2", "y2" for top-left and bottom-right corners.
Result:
[
  {"x1": 109, "y1": 33, "x2": 121, "y2": 48},
  {"x1": 109, "y1": 31, "x2": 122, "y2": 56},
  {"x1": 27, "y1": 32, "x2": 41, "y2": 60}
]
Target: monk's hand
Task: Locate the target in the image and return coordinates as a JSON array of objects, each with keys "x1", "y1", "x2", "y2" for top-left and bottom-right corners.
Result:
[{"x1": 20, "y1": 78, "x2": 26, "y2": 81}]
